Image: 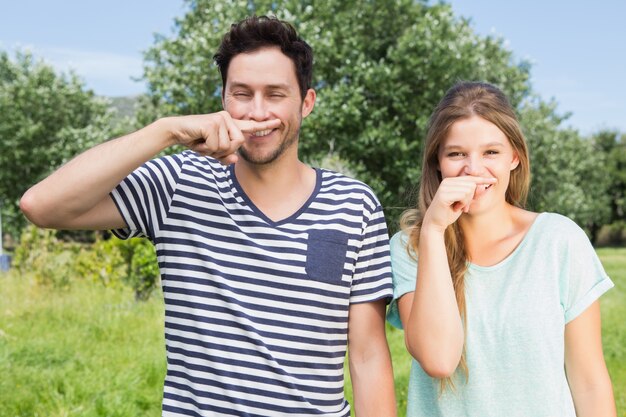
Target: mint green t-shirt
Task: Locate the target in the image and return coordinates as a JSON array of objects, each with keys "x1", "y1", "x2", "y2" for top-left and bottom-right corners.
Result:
[{"x1": 387, "y1": 213, "x2": 614, "y2": 417}]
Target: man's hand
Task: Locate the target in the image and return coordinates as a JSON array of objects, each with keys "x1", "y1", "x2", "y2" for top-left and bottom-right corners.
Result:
[
  {"x1": 20, "y1": 111, "x2": 280, "y2": 230},
  {"x1": 165, "y1": 111, "x2": 281, "y2": 164}
]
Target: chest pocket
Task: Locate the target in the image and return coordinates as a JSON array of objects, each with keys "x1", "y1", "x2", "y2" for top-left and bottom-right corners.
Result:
[{"x1": 305, "y1": 230, "x2": 349, "y2": 283}]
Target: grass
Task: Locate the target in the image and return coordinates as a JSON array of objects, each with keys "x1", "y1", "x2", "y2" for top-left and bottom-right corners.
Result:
[
  {"x1": 0, "y1": 275, "x2": 165, "y2": 416},
  {"x1": 1, "y1": 248, "x2": 624, "y2": 416},
  {"x1": 597, "y1": 248, "x2": 626, "y2": 416}
]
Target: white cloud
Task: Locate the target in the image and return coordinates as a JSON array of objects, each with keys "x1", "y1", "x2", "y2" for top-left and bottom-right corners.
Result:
[{"x1": 4, "y1": 42, "x2": 145, "y2": 96}]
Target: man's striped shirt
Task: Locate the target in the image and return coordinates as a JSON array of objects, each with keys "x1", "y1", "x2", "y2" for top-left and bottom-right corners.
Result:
[{"x1": 110, "y1": 151, "x2": 392, "y2": 416}]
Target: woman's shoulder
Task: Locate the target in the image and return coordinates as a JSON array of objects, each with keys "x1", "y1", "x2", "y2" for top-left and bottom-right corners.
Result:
[
  {"x1": 527, "y1": 212, "x2": 593, "y2": 252},
  {"x1": 390, "y1": 229, "x2": 417, "y2": 261},
  {"x1": 534, "y1": 212, "x2": 587, "y2": 235},
  {"x1": 390, "y1": 229, "x2": 410, "y2": 246}
]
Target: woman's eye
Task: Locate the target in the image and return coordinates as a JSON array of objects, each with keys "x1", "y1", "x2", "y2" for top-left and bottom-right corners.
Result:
[
  {"x1": 485, "y1": 150, "x2": 499, "y2": 155},
  {"x1": 448, "y1": 152, "x2": 464, "y2": 158}
]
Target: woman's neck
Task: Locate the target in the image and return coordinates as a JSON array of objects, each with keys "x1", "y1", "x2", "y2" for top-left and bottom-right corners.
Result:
[{"x1": 458, "y1": 204, "x2": 537, "y2": 267}]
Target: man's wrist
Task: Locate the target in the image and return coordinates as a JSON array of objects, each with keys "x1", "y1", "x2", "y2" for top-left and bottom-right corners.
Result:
[{"x1": 143, "y1": 116, "x2": 179, "y2": 151}]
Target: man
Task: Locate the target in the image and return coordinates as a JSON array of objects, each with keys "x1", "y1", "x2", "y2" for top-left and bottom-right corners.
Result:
[{"x1": 21, "y1": 16, "x2": 396, "y2": 416}]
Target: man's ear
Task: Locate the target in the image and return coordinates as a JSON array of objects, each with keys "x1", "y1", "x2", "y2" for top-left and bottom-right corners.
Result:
[{"x1": 301, "y1": 89, "x2": 316, "y2": 118}]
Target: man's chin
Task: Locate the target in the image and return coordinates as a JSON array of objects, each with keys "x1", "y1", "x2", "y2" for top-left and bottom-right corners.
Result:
[{"x1": 238, "y1": 148, "x2": 279, "y2": 165}]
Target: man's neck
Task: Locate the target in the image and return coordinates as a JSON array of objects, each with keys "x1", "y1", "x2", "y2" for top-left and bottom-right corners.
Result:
[{"x1": 234, "y1": 154, "x2": 317, "y2": 222}]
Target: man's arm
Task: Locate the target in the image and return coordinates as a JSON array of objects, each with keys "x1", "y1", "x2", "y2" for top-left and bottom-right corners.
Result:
[
  {"x1": 565, "y1": 301, "x2": 616, "y2": 417},
  {"x1": 20, "y1": 113, "x2": 279, "y2": 230},
  {"x1": 348, "y1": 299, "x2": 396, "y2": 417}
]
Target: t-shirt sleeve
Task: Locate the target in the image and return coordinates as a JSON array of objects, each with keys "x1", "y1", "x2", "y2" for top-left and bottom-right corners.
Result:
[
  {"x1": 386, "y1": 231, "x2": 418, "y2": 329},
  {"x1": 109, "y1": 153, "x2": 186, "y2": 241},
  {"x1": 349, "y1": 201, "x2": 393, "y2": 304},
  {"x1": 559, "y1": 218, "x2": 614, "y2": 323}
]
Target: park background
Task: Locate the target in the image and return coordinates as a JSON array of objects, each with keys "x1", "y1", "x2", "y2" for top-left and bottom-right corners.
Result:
[{"x1": 0, "y1": 0, "x2": 625, "y2": 415}]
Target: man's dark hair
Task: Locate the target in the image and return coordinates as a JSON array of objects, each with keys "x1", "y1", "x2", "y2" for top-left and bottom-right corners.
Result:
[{"x1": 214, "y1": 15, "x2": 313, "y2": 100}]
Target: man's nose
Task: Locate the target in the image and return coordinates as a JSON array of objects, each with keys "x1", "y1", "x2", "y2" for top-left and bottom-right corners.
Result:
[{"x1": 247, "y1": 95, "x2": 270, "y2": 121}]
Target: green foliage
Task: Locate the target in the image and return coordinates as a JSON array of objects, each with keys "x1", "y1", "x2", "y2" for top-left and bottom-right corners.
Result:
[
  {"x1": 0, "y1": 51, "x2": 116, "y2": 237},
  {"x1": 596, "y1": 221, "x2": 626, "y2": 247},
  {"x1": 593, "y1": 130, "x2": 626, "y2": 224},
  {"x1": 13, "y1": 226, "x2": 159, "y2": 299},
  {"x1": 140, "y1": 0, "x2": 531, "y2": 220},
  {"x1": 74, "y1": 237, "x2": 126, "y2": 287},
  {"x1": 113, "y1": 237, "x2": 161, "y2": 301},
  {"x1": 520, "y1": 99, "x2": 612, "y2": 237},
  {"x1": 13, "y1": 226, "x2": 80, "y2": 288}
]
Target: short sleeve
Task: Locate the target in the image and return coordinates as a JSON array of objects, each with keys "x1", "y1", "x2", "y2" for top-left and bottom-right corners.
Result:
[
  {"x1": 386, "y1": 231, "x2": 418, "y2": 329},
  {"x1": 349, "y1": 201, "x2": 393, "y2": 304},
  {"x1": 110, "y1": 152, "x2": 186, "y2": 241},
  {"x1": 559, "y1": 218, "x2": 614, "y2": 323}
]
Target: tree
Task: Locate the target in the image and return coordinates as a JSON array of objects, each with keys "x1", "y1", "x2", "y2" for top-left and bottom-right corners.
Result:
[
  {"x1": 141, "y1": 0, "x2": 530, "y2": 220},
  {"x1": 520, "y1": 99, "x2": 611, "y2": 239},
  {"x1": 141, "y1": 0, "x2": 608, "y2": 234},
  {"x1": 593, "y1": 129, "x2": 626, "y2": 223},
  {"x1": 0, "y1": 51, "x2": 115, "y2": 238}
]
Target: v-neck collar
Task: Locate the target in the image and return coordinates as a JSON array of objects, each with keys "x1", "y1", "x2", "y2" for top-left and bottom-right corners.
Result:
[
  {"x1": 468, "y1": 212, "x2": 545, "y2": 271},
  {"x1": 228, "y1": 164, "x2": 322, "y2": 227}
]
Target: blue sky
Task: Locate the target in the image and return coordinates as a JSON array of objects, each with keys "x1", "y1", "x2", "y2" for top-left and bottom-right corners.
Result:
[{"x1": 1, "y1": 0, "x2": 624, "y2": 135}]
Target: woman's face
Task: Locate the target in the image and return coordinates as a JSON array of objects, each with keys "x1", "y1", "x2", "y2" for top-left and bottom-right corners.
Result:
[{"x1": 437, "y1": 115, "x2": 519, "y2": 214}]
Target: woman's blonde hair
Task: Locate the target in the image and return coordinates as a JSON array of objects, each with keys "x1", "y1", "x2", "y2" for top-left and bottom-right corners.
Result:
[{"x1": 401, "y1": 81, "x2": 530, "y2": 390}]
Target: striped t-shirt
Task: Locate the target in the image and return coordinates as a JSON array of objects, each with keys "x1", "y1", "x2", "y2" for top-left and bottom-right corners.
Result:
[{"x1": 110, "y1": 150, "x2": 393, "y2": 416}]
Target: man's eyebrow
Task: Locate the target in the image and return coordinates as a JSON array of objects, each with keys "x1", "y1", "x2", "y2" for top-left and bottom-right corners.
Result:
[
  {"x1": 227, "y1": 82, "x2": 292, "y2": 91},
  {"x1": 227, "y1": 81, "x2": 251, "y2": 90},
  {"x1": 265, "y1": 83, "x2": 291, "y2": 90}
]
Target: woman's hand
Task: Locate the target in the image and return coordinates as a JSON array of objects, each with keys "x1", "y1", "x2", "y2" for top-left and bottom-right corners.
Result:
[{"x1": 422, "y1": 176, "x2": 497, "y2": 233}]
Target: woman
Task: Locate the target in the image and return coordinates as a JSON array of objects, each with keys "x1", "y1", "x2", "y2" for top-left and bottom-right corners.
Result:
[{"x1": 387, "y1": 81, "x2": 616, "y2": 416}]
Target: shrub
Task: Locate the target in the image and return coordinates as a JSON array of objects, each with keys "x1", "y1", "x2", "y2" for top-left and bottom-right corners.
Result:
[
  {"x1": 13, "y1": 226, "x2": 81, "y2": 288},
  {"x1": 14, "y1": 225, "x2": 160, "y2": 299},
  {"x1": 596, "y1": 221, "x2": 626, "y2": 247}
]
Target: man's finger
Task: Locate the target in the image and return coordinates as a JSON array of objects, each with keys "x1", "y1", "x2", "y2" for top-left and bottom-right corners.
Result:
[
  {"x1": 216, "y1": 118, "x2": 231, "y2": 150},
  {"x1": 234, "y1": 118, "x2": 281, "y2": 133}
]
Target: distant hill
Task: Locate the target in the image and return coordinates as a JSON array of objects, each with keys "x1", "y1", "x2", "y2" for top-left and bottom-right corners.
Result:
[{"x1": 107, "y1": 95, "x2": 140, "y2": 120}]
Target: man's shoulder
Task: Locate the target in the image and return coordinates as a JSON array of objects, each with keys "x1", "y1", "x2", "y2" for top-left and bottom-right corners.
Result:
[
  {"x1": 154, "y1": 150, "x2": 229, "y2": 174},
  {"x1": 317, "y1": 168, "x2": 381, "y2": 204}
]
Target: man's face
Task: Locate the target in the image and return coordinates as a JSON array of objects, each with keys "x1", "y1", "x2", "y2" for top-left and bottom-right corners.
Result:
[{"x1": 223, "y1": 46, "x2": 315, "y2": 166}]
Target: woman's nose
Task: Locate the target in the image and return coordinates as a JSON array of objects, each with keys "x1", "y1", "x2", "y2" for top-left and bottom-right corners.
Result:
[{"x1": 463, "y1": 155, "x2": 484, "y2": 176}]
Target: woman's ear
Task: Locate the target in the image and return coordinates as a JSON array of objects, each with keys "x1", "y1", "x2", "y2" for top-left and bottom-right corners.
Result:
[{"x1": 510, "y1": 152, "x2": 520, "y2": 171}]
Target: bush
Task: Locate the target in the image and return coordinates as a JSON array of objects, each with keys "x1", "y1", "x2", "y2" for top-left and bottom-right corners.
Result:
[
  {"x1": 14, "y1": 225, "x2": 160, "y2": 299},
  {"x1": 596, "y1": 221, "x2": 626, "y2": 247},
  {"x1": 113, "y1": 238, "x2": 160, "y2": 301},
  {"x1": 13, "y1": 226, "x2": 81, "y2": 288}
]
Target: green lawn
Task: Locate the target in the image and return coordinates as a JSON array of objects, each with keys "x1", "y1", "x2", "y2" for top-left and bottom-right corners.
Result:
[
  {"x1": 0, "y1": 275, "x2": 166, "y2": 416},
  {"x1": 597, "y1": 248, "x2": 626, "y2": 416},
  {"x1": 1, "y1": 248, "x2": 624, "y2": 416}
]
